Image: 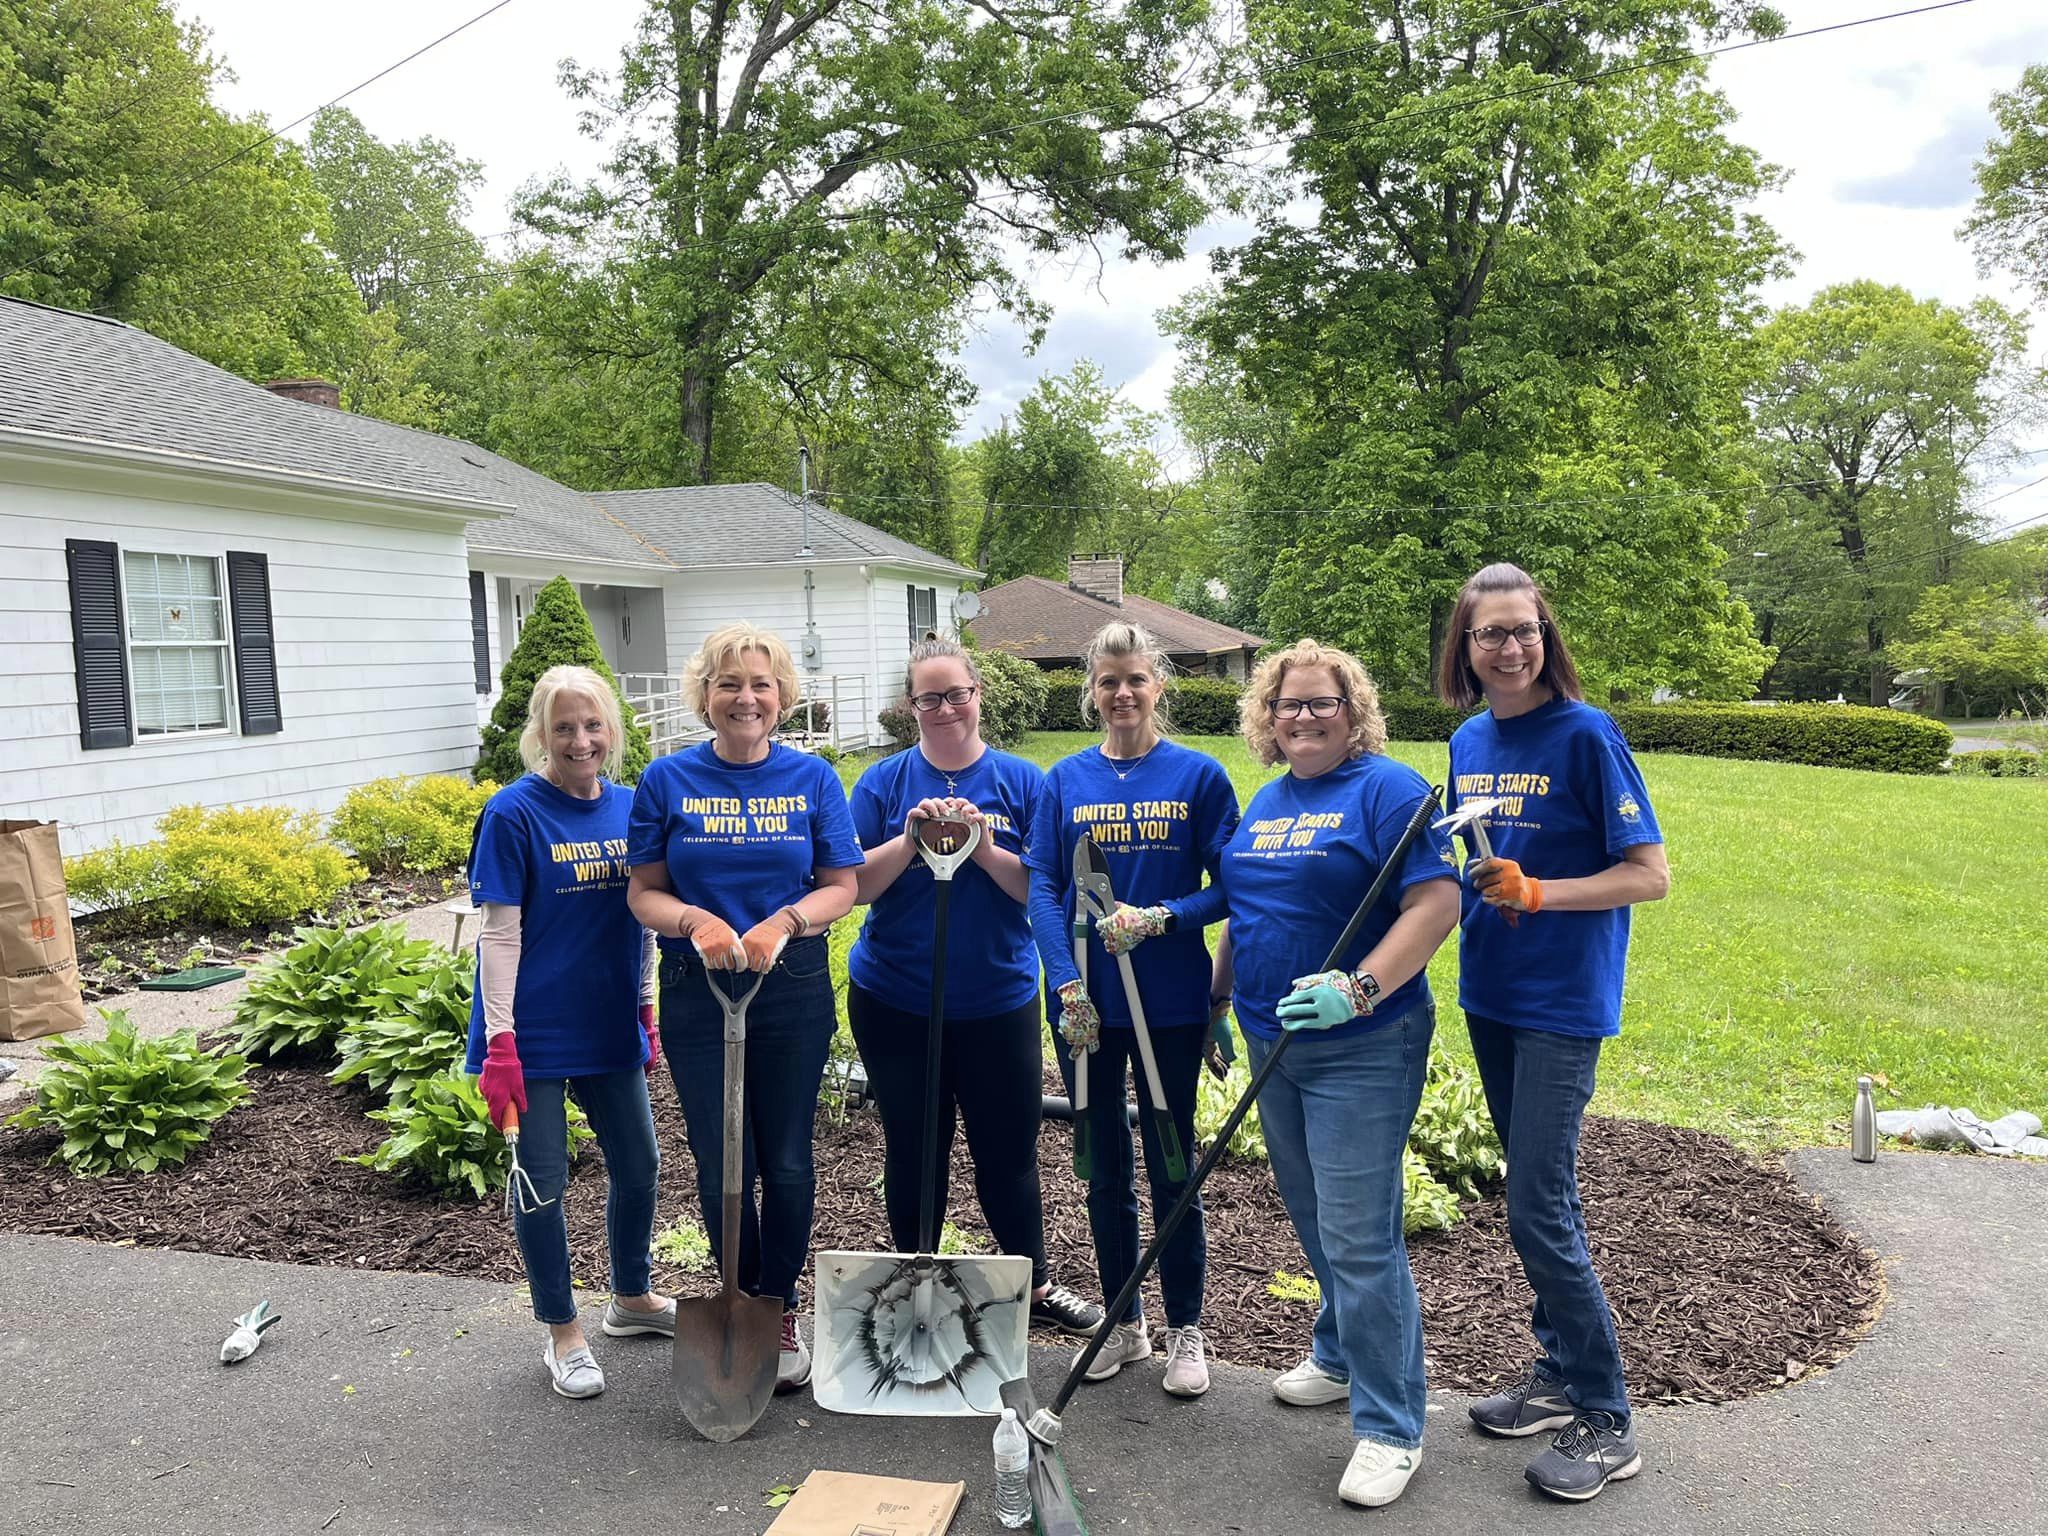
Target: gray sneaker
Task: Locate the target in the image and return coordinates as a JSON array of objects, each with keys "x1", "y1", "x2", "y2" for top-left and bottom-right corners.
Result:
[
  {"x1": 1078, "y1": 1319, "x2": 1152, "y2": 1382},
  {"x1": 1469, "y1": 1363, "x2": 1576, "y2": 1438},
  {"x1": 1525, "y1": 1411, "x2": 1642, "y2": 1501},
  {"x1": 543, "y1": 1338, "x2": 605, "y2": 1399},
  {"x1": 601, "y1": 1295, "x2": 676, "y2": 1337}
]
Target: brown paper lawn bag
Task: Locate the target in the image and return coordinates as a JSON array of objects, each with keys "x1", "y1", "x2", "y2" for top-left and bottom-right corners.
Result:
[
  {"x1": 0, "y1": 820, "x2": 90, "y2": 1041},
  {"x1": 764, "y1": 1469, "x2": 965, "y2": 1536}
]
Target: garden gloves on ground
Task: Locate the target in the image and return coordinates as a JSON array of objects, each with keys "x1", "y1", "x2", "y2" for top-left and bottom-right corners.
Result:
[
  {"x1": 1056, "y1": 980, "x2": 1101, "y2": 1055},
  {"x1": 1472, "y1": 857, "x2": 1543, "y2": 916},
  {"x1": 479, "y1": 1032, "x2": 527, "y2": 1130},
  {"x1": 1277, "y1": 970, "x2": 1378, "y2": 1032},
  {"x1": 1097, "y1": 902, "x2": 1171, "y2": 955}
]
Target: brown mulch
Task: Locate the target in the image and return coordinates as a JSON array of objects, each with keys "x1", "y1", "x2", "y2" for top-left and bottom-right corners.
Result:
[
  {"x1": 0, "y1": 1062, "x2": 1879, "y2": 1405},
  {"x1": 70, "y1": 871, "x2": 461, "y2": 1003}
]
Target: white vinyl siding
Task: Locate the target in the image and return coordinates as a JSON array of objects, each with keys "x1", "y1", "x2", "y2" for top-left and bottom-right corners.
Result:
[{"x1": 123, "y1": 550, "x2": 233, "y2": 738}]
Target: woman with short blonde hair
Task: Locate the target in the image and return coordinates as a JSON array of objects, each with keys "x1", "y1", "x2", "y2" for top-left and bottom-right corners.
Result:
[
  {"x1": 469, "y1": 664, "x2": 670, "y2": 1400},
  {"x1": 627, "y1": 623, "x2": 862, "y2": 1396},
  {"x1": 1212, "y1": 638, "x2": 1460, "y2": 1509}
]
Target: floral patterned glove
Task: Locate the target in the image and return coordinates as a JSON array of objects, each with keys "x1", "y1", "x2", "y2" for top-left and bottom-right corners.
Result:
[
  {"x1": 1096, "y1": 903, "x2": 1170, "y2": 956},
  {"x1": 1056, "y1": 980, "x2": 1101, "y2": 1055},
  {"x1": 1275, "y1": 969, "x2": 1378, "y2": 1032}
]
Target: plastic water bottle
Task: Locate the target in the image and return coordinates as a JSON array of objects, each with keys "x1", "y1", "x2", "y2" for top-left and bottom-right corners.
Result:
[{"x1": 992, "y1": 1407, "x2": 1032, "y2": 1529}]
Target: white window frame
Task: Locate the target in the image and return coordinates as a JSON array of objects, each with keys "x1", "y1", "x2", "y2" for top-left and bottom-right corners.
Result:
[
  {"x1": 121, "y1": 547, "x2": 238, "y2": 744},
  {"x1": 907, "y1": 585, "x2": 938, "y2": 649}
]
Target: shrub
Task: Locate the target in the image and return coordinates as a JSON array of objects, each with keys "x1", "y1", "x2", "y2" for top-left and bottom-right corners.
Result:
[
  {"x1": 878, "y1": 702, "x2": 918, "y2": 751},
  {"x1": 332, "y1": 775, "x2": 497, "y2": 875},
  {"x1": 974, "y1": 647, "x2": 1051, "y2": 748},
  {"x1": 477, "y1": 575, "x2": 651, "y2": 786},
  {"x1": 232, "y1": 922, "x2": 452, "y2": 1061},
  {"x1": 7, "y1": 1010, "x2": 251, "y2": 1176},
  {"x1": 1033, "y1": 667, "x2": 1245, "y2": 736},
  {"x1": 1951, "y1": 748, "x2": 2042, "y2": 778},
  {"x1": 652, "y1": 1216, "x2": 714, "y2": 1272},
  {"x1": 1408, "y1": 1048, "x2": 1504, "y2": 1200},
  {"x1": 64, "y1": 805, "x2": 363, "y2": 929},
  {"x1": 1611, "y1": 701, "x2": 1952, "y2": 774},
  {"x1": 351, "y1": 1068, "x2": 592, "y2": 1199},
  {"x1": 329, "y1": 947, "x2": 475, "y2": 1099},
  {"x1": 1382, "y1": 692, "x2": 1473, "y2": 742},
  {"x1": 779, "y1": 698, "x2": 833, "y2": 736},
  {"x1": 1038, "y1": 669, "x2": 1090, "y2": 732},
  {"x1": 1403, "y1": 1147, "x2": 1463, "y2": 1234}
]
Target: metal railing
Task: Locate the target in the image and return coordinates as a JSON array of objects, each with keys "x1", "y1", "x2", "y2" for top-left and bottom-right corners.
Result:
[{"x1": 621, "y1": 671, "x2": 878, "y2": 758}]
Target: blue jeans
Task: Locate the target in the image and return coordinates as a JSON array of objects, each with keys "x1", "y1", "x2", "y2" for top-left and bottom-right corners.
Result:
[
  {"x1": 1248, "y1": 1004, "x2": 1433, "y2": 1449},
  {"x1": 1057, "y1": 1023, "x2": 1207, "y2": 1329},
  {"x1": 659, "y1": 937, "x2": 835, "y2": 1310},
  {"x1": 512, "y1": 1069, "x2": 661, "y2": 1325},
  {"x1": 1465, "y1": 1012, "x2": 1630, "y2": 1418}
]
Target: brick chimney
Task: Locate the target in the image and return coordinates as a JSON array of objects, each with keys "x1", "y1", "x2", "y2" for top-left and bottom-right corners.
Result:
[
  {"x1": 1068, "y1": 553, "x2": 1124, "y2": 606},
  {"x1": 264, "y1": 378, "x2": 340, "y2": 409}
]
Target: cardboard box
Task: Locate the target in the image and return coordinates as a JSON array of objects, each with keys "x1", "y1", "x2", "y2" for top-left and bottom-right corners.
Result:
[{"x1": 764, "y1": 1469, "x2": 965, "y2": 1536}]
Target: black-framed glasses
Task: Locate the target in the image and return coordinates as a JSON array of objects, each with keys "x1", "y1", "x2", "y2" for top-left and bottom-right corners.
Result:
[
  {"x1": 910, "y1": 685, "x2": 979, "y2": 712},
  {"x1": 1467, "y1": 621, "x2": 1548, "y2": 651},
  {"x1": 1272, "y1": 695, "x2": 1348, "y2": 719}
]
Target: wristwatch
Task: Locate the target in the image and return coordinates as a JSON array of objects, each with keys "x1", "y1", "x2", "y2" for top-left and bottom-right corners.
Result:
[{"x1": 1352, "y1": 969, "x2": 1383, "y2": 1015}]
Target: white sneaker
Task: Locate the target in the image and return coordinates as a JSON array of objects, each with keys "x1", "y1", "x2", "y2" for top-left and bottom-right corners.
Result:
[
  {"x1": 776, "y1": 1309, "x2": 811, "y2": 1393},
  {"x1": 1339, "y1": 1440, "x2": 1420, "y2": 1508},
  {"x1": 1162, "y1": 1325, "x2": 1210, "y2": 1398},
  {"x1": 543, "y1": 1337, "x2": 605, "y2": 1399},
  {"x1": 1078, "y1": 1320, "x2": 1152, "y2": 1382},
  {"x1": 1273, "y1": 1355, "x2": 1350, "y2": 1407}
]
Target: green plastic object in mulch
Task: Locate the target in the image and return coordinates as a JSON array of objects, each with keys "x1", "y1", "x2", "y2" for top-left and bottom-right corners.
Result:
[{"x1": 139, "y1": 966, "x2": 247, "y2": 992}]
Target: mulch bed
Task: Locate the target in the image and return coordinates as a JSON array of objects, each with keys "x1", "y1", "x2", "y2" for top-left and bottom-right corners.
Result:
[
  {"x1": 71, "y1": 871, "x2": 461, "y2": 1003},
  {"x1": 0, "y1": 1061, "x2": 1879, "y2": 1405}
]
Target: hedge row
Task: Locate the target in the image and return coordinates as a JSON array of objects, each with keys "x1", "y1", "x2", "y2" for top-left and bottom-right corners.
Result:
[
  {"x1": 1028, "y1": 672, "x2": 1954, "y2": 773},
  {"x1": 1951, "y1": 747, "x2": 2043, "y2": 778}
]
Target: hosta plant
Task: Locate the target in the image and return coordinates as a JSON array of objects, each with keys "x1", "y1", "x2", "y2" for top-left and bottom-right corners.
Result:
[
  {"x1": 329, "y1": 947, "x2": 475, "y2": 1100},
  {"x1": 351, "y1": 1070, "x2": 591, "y2": 1200},
  {"x1": 232, "y1": 922, "x2": 452, "y2": 1061},
  {"x1": 8, "y1": 1010, "x2": 250, "y2": 1176}
]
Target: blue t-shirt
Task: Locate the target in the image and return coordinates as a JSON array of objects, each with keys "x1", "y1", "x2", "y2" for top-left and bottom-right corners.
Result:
[
  {"x1": 1448, "y1": 697, "x2": 1664, "y2": 1038},
  {"x1": 1220, "y1": 753, "x2": 1456, "y2": 1043},
  {"x1": 1023, "y1": 739, "x2": 1241, "y2": 1031},
  {"x1": 847, "y1": 747, "x2": 1043, "y2": 1016},
  {"x1": 627, "y1": 741, "x2": 862, "y2": 946},
  {"x1": 463, "y1": 773, "x2": 645, "y2": 1077}
]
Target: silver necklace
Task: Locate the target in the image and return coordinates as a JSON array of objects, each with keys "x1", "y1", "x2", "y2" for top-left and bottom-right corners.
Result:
[
  {"x1": 923, "y1": 747, "x2": 980, "y2": 797},
  {"x1": 1101, "y1": 743, "x2": 1157, "y2": 783}
]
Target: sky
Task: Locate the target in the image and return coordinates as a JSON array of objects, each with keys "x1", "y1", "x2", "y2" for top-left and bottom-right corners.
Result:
[{"x1": 184, "y1": 0, "x2": 2048, "y2": 527}]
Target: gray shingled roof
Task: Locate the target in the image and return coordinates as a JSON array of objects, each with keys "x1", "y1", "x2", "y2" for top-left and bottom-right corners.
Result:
[
  {"x1": 0, "y1": 298, "x2": 497, "y2": 509},
  {"x1": 594, "y1": 483, "x2": 978, "y2": 578}
]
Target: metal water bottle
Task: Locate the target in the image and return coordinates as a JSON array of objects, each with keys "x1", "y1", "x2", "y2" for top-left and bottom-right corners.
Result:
[{"x1": 1852, "y1": 1076, "x2": 1877, "y2": 1163}]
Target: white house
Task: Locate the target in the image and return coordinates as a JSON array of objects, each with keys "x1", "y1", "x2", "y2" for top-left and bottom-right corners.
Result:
[{"x1": 0, "y1": 298, "x2": 973, "y2": 856}]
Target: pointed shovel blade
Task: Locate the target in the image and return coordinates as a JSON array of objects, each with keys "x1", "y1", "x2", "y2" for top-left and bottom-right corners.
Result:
[{"x1": 671, "y1": 1289, "x2": 784, "y2": 1442}]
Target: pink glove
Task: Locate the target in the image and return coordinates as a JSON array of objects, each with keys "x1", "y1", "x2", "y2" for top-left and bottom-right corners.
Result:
[
  {"x1": 639, "y1": 1003, "x2": 661, "y2": 1073},
  {"x1": 479, "y1": 1032, "x2": 527, "y2": 1131}
]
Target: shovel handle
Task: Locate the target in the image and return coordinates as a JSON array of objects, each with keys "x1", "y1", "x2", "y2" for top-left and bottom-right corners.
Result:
[{"x1": 1069, "y1": 933, "x2": 1092, "y2": 1181}]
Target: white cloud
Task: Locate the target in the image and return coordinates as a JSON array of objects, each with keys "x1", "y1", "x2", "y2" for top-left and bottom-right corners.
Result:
[{"x1": 1837, "y1": 114, "x2": 1990, "y2": 210}]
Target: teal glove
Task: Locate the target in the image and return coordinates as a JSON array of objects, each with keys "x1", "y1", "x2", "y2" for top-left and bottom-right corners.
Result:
[
  {"x1": 1208, "y1": 1011, "x2": 1237, "y2": 1065},
  {"x1": 1275, "y1": 969, "x2": 1376, "y2": 1032}
]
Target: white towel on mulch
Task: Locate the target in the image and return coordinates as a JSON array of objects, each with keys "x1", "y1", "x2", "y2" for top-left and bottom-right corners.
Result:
[{"x1": 1873, "y1": 1107, "x2": 2045, "y2": 1156}]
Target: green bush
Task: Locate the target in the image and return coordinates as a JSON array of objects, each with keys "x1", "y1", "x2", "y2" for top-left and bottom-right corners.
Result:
[
  {"x1": 974, "y1": 647, "x2": 1051, "y2": 748},
  {"x1": 1034, "y1": 667, "x2": 1245, "y2": 736},
  {"x1": 1951, "y1": 748, "x2": 2042, "y2": 777},
  {"x1": 1612, "y1": 701, "x2": 1952, "y2": 774},
  {"x1": 329, "y1": 947, "x2": 475, "y2": 1099},
  {"x1": 1382, "y1": 692, "x2": 1473, "y2": 742},
  {"x1": 351, "y1": 1068, "x2": 592, "y2": 1199},
  {"x1": 332, "y1": 775, "x2": 497, "y2": 875},
  {"x1": 477, "y1": 575, "x2": 650, "y2": 786},
  {"x1": 1038, "y1": 669, "x2": 1090, "y2": 731},
  {"x1": 7, "y1": 1010, "x2": 250, "y2": 1176},
  {"x1": 64, "y1": 805, "x2": 363, "y2": 929},
  {"x1": 232, "y1": 922, "x2": 453, "y2": 1061},
  {"x1": 878, "y1": 702, "x2": 918, "y2": 751}
]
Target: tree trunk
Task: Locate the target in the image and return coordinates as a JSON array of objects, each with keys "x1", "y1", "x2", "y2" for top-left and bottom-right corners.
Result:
[
  {"x1": 681, "y1": 363, "x2": 714, "y2": 485},
  {"x1": 1426, "y1": 600, "x2": 1448, "y2": 694}
]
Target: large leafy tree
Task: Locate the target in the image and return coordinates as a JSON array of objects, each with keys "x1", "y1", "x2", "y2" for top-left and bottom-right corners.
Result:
[
  {"x1": 1736, "y1": 283, "x2": 2040, "y2": 705},
  {"x1": 505, "y1": 0, "x2": 1240, "y2": 489},
  {"x1": 0, "y1": 0, "x2": 363, "y2": 380},
  {"x1": 1963, "y1": 63, "x2": 2048, "y2": 304},
  {"x1": 1175, "y1": 0, "x2": 1785, "y2": 697}
]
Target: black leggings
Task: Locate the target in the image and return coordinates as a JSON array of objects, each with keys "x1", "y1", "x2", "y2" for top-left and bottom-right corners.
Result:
[{"x1": 846, "y1": 982, "x2": 1050, "y2": 1287}]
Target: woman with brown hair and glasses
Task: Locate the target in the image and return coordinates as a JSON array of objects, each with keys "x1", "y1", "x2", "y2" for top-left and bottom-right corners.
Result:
[{"x1": 1437, "y1": 563, "x2": 1669, "y2": 1503}]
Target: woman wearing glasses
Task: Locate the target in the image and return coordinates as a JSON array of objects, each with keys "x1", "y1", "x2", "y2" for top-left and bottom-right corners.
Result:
[
  {"x1": 1437, "y1": 563, "x2": 1669, "y2": 1503},
  {"x1": 847, "y1": 637, "x2": 1105, "y2": 1339},
  {"x1": 1208, "y1": 641, "x2": 1459, "y2": 1508},
  {"x1": 1024, "y1": 621, "x2": 1240, "y2": 1399}
]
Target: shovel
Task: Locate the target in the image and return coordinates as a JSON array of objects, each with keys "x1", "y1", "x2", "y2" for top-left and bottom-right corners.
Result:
[
  {"x1": 813, "y1": 814, "x2": 1030, "y2": 1416},
  {"x1": 1073, "y1": 834, "x2": 1186, "y2": 1182},
  {"x1": 671, "y1": 964, "x2": 783, "y2": 1443}
]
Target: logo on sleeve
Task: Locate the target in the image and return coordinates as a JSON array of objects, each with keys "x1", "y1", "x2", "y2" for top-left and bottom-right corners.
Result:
[{"x1": 1616, "y1": 792, "x2": 1642, "y2": 823}]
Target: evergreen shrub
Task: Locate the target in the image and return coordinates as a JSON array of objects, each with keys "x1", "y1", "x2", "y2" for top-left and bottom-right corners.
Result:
[{"x1": 477, "y1": 577, "x2": 651, "y2": 785}]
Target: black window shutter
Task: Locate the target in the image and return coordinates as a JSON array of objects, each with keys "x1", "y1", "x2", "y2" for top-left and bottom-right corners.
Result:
[
  {"x1": 65, "y1": 538, "x2": 133, "y2": 750},
  {"x1": 468, "y1": 571, "x2": 491, "y2": 693},
  {"x1": 226, "y1": 550, "x2": 283, "y2": 735}
]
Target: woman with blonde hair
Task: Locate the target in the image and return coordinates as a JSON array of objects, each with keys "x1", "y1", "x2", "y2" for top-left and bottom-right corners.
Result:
[
  {"x1": 468, "y1": 664, "x2": 671, "y2": 1400},
  {"x1": 626, "y1": 623, "x2": 861, "y2": 1393},
  {"x1": 1438, "y1": 564, "x2": 1668, "y2": 1502},
  {"x1": 1024, "y1": 621, "x2": 1239, "y2": 1398},
  {"x1": 1209, "y1": 639, "x2": 1459, "y2": 1507}
]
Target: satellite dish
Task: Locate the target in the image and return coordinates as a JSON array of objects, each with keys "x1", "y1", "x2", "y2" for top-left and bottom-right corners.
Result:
[{"x1": 953, "y1": 590, "x2": 984, "y2": 622}]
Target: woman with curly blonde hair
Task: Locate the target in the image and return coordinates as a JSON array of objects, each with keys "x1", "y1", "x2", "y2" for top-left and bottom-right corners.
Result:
[{"x1": 1211, "y1": 639, "x2": 1459, "y2": 1509}]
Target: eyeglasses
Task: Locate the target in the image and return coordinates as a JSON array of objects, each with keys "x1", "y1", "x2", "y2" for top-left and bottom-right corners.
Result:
[
  {"x1": 1272, "y1": 695, "x2": 1348, "y2": 719},
  {"x1": 1467, "y1": 621, "x2": 1548, "y2": 651},
  {"x1": 910, "y1": 685, "x2": 978, "y2": 712}
]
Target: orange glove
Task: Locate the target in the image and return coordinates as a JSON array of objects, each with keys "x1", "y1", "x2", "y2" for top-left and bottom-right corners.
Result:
[
  {"x1": 688, "y1": 914, "x2": 746, "y2": 969},
  {"x1": 1472, "y1": 857, "x2": 1543, "y2": 920},
  {"x1": 741, "y1": 913, "x2": 797, "y2": 973}
]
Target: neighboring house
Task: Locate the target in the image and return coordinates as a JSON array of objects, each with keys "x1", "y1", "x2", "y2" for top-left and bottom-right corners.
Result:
[
  {"x1": 0, "y1": 298, "x2": 972, "y2": 856},
  {"x1": 970, "y1": 555, "x2": 1266, "y2": 679}
]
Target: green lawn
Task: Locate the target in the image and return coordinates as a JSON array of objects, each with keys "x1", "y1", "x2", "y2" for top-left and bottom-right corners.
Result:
[{"x1": 839, "y1": 733, "x2": 2048, "y2": 1151}]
